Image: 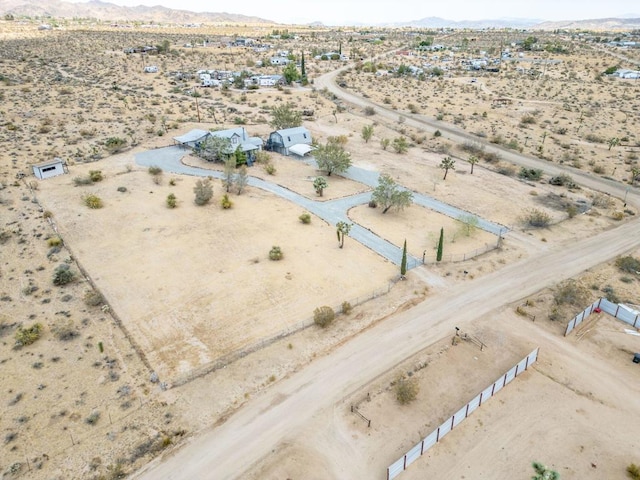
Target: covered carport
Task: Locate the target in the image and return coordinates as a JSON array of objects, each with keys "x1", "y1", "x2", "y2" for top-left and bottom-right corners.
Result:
[{"x1": 288, "y1": 144, "x2": 315, "y2": 158}]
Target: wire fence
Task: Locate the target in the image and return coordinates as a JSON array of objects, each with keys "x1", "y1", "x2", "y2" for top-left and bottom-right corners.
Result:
[
  {"x1": 565, "y1": 298, "x2": 640, "y2": 336},
  {"x1": 171, "y1": 279, "x2": 399, "y2": 387},
  {"x1": 420, "y1": 239, "x2": 501, "y2": 265},
  {"x1": 387, "y1": 348, "x2": 540, "y2": 480}
]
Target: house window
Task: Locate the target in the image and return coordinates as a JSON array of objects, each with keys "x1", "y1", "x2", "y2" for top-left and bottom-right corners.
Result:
[
  {"x1": 288, "y1": 136, "x2": 291, "y2": 142},
  {"x1": 303, "y1": 134, "x2": 307, "y2": 139},
  {"x1": 42, "y1": 166, "x2": 57, "y2": 172}
]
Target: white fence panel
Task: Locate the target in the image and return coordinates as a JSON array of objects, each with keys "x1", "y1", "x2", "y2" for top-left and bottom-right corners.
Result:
[
  {"x1": 504, "y1": 365, "x2": 517, "y2": 386},
  {"x1": 438, "y1": 418, "x2": 452, "y2": 440},
  {"x1": 516, "y1": 357, "x2": 528, "y2": 376},
  {"x1": 466, "y1": 393, "x2": 482, "y2": 416},
  {"x1": 617, "y1": 307, "x2": 636, "y2": 325},
  {"x1": 492, "y1": 376, "x2": 505, "y2": 395},
  {"x1": 422, "y1": 430, "x2": 438, "y2": 451},
  {"x1": 405, "y1": 442, "x2": 423, "y2": 467},
  {"x1": 599, "y1": 298, "x2": 617, "y2": 315},
  {"x1": 452, "y1": 405, "x2": 467, "y2": 428},
  {"x1": 387, "y1": 458, "x2": 405, "y2": 480},
  {"x1": 528, "y1": 348, "x2": 539, "y2": 365},
  {"x1": 480, "y1": 385, "x2": 494, "y2": 404}
]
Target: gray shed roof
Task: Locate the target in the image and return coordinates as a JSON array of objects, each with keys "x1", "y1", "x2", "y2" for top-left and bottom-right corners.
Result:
[
  {"x1": 173, "y1": 129, "x2": 210, "y2": 144},
  {"x1": 273, "y1": 127, "x2": 312, "y2": 148}
]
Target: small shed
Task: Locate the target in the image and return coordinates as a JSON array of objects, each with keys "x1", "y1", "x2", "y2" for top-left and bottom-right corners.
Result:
[{"x1": 32, "y1": 158, "x2": 66, "y2": 179}]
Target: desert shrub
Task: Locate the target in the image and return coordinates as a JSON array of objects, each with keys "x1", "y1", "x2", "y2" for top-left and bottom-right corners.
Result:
[
  {"x1": 264, "y1": 163, "x2": 276, "y2": 175},
  {"x1": 299, "y1": 212, "x2": 311, "y2": 224},
  {"x1": 313, "y1": 306, "x2": 335, "y2": 327},
  {"x1": 482, "y1": 151, "x2": 500, "y2": 163},
  {"x1": 166, "y1": 193, "x2": 177, "y2": 209},
  {"x1": 83, "y1": 194, "x2": 103, "y2": 209},
  {"x1": 616, "y1": 256, "x2": 640, "y2": 274},
  {"x1": 193, "y1": 178, "x2": 213, "y2": 205},
  {"x1": 520, "y1": 114, "x2": 536, "y2": 125},
  {"x1": 47, "y1": 236, "x2": 62, "y2": 247},
  {"x1": 611, "y1": 211, "x2": 624, "y2": 221},
  {"x1": 363, "y1": 106, "x2": 375, "y2": 116},
  {"x1": 627, "y1": 463, "x2": 640, "y2": 480},
  {"x1": 519, "y1": 167, "x2": 543, "y2": 181},
  {"x1": 221, "y1": 194, "x2": 233, "y2": 209},
  {"x1": 433, "y1": 129, "x2": 442, "y2": 137},
  {"x1": 52, "y1": 320, "x2": 78, "y2": 341},
  {"x1": 268, "y1": 246, "x2": 283, "y2": 261},
  {"x1": 89, "y1": 170, "x2": 103, "y2": 182},
  {"x1": 592, "y1": 165, "x2": 605, "y2": 174},
  {"x1": 566, "y1": 205, "x2": 578, "y2": 218},
  {"x1": 554, "y1": 280, "x2": 587, "y2": 306},
  {"x1": 395, "y1": 376, "x2": 419, "y2": 405},
  {"x1": 496, "y1": 164, "x2": 516, "y2": 176},
  {"x1": 104, "y1": 137, "x2": 127, "y2": 153},
  {"x1": 73, "y1": 176, "x2": 92, "y2": 186},
  {"x1": 584, "y1": 133, "x2": 604, "y2": 144},
  {"x1": 592, "y1": 194, "x2": 613, "y2": 208},
  {"x1": 84, "y1": 290, "x2": 104, "y2": 307},
  {"x1": 117, "y1": 186, "x2": 127, "y2": 193},
  {"x1": 368, "y1": 199, "x2": 377, "y2": 208},
  {"x1": 53, "y1": 264, "x2": 74, "y2": 285},
  {"x1": 15, "y1": 323, "x2": 42, "y2": 347},
  {"x1": 522, "y1": 209, "x2": 551, "y2": 228},
  {"x1": 341, "y1": 301, "x2": 352, "y2": 314},
  {"x1": 601, "y1": 285, "x2": 620, "y2": 304},
  {"x1": 85, "y1": 411, "x2": 100, "y2": 425}
]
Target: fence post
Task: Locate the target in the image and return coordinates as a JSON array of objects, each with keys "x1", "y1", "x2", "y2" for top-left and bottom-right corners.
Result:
[
  {"x1": 634, "y1": 315, "x2": 638, "y2": 329},
  {"x1": 479, "y1": 391, "x2": 483, "y2": 406}
]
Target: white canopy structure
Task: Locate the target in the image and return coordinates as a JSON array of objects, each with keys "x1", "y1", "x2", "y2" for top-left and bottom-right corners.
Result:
[{"x1": 288, "y1": 144, "x2": 314, "y2": 157}]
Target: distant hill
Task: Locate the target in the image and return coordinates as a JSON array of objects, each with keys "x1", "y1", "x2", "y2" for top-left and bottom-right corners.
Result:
[
  {"x1": 0, "y1": 0, "x2": 276, "y2": 24},
  {"x1": 386, "y1": 16, "x2": 543, "y2": 29},
  {"x1": 534, "y1": 17, "x2": 640, "y2": 30}
]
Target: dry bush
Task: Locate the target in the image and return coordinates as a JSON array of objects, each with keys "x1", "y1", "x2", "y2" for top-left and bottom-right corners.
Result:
[
  {"x1": 615, "y1": 256, "x2": 640, "y2": 274},
  {"x1": 83, "y1": 194, "x2": 104, "y2": 209},
  {"x1": 15, "y1": 323, "x2": 43, "y2": 347},
  {"x1": 313, "y1": 306, "x2": 335, "y2": 327},
  {"x1": 395, "y1": 375, "x2": 419, "y2": 405},
  {"x1": 553, "y1": 279, "x2": 588, "y2": 306},
  {"x1": 521, "y1": 209, "x2": 551, "y2": 228}
]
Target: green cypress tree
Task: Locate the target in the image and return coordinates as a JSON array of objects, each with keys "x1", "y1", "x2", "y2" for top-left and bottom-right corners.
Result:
[
  {"x1": 436, "y1": 227, "x2": 444, "y2": 262},
  {"x1": 300, "y1": 51, "x2": 306, "y2": 82},
  {"x1": 400, "y1": 239, "x2": 407, "y2": 276}
]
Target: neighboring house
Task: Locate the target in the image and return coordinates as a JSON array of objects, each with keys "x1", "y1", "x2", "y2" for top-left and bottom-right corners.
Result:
[
  {"x1": 32, "y1": 158, "x2": 66, "y2": 179},
  {"x1": 173, "y1": 129, "x2": 210, "y2": 149},
  {"x1": 266, "y1": 127, "x2": 312, "y2": 156},
  {"x1": 247, "y1": 74, "x2": 285, "y2": 87},
  {"x1": 270, "y1": 57, "x2": 290, "y2": 66},
  {"x1": 208, "y1": 127, "x2": 263, "y2": 163},
  {"x1": 616, "y1": 69, "x2": 640, "y2": 79},
  {"x1": 144, "y1": 65, "x2": 158, "y2": 73}
]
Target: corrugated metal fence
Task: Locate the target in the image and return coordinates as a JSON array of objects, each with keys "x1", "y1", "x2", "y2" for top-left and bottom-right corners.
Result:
[
  {"x1": 565, "y1": 298, "x2": 640, "y2": 336},
  {"x1": 386, "y1": 348, "x2": 539, "y2": 480}
]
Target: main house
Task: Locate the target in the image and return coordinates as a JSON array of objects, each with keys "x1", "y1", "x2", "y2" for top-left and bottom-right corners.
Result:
[
  {"x1": 265, "y1": 126, "x2": 313, "y2": 156},
  {"x1": 173, "y1": 127, "x2": 263, "y2": 163}
]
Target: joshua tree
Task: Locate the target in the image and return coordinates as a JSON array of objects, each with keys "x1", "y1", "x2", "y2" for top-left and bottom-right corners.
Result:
[
  {"x1": 362, "y1": 124, "x2": 374, "y2": 143},
  {"x1": 608, "y1": 136, "x2": 620, "y2": 151},
  {"x1": 439, "y1": 156, "x2": 456, "y2": 180},
  {"x1": 336, "y1": 221, "x2": 352, "y2": 248},
  {"x1": 468, "y1": 155, "x2": 478, "y2": 174},
  {"x1": 313, "y1": 176, "x2": 328, "y2": 196}
]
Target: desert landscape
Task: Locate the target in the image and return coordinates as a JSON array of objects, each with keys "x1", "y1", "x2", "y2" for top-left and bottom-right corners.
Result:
[{"x1": 1, "y1": 7, "x2": 640, "y2": 480}]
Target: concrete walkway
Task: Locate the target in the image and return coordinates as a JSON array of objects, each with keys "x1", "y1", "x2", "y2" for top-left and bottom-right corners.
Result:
[{"x1": 135, "y1": 146, "x2": 505, "y2": 268}]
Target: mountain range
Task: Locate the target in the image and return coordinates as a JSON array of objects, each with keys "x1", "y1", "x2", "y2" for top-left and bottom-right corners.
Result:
[{"x1": 1, "y1": 0, "x2": 639, "y2": 29}]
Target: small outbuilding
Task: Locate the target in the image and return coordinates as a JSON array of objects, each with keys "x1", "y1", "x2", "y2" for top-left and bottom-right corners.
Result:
[
  {"x1": 32, "y1": 158, "x2": 66, "y2": 179},
  {"x1": 266, "y1": 127, "x2": 312, "y2": 156}
]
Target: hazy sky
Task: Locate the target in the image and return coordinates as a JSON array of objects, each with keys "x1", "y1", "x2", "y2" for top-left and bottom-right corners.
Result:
[{"x1": 75, "y1": 0, "x2": 639, "y2": 25}]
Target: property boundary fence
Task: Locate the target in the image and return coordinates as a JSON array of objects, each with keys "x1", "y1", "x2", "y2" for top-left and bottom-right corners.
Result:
[
  {"x1": 386, "y1": 347, "x2": 539, "y2": 480},
  {"x1": 565, "y1": 298, "x2": 640, "y2": 336},
  {"x1": 171, "y1": 280, "x2": 399, "y2": 387}
]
